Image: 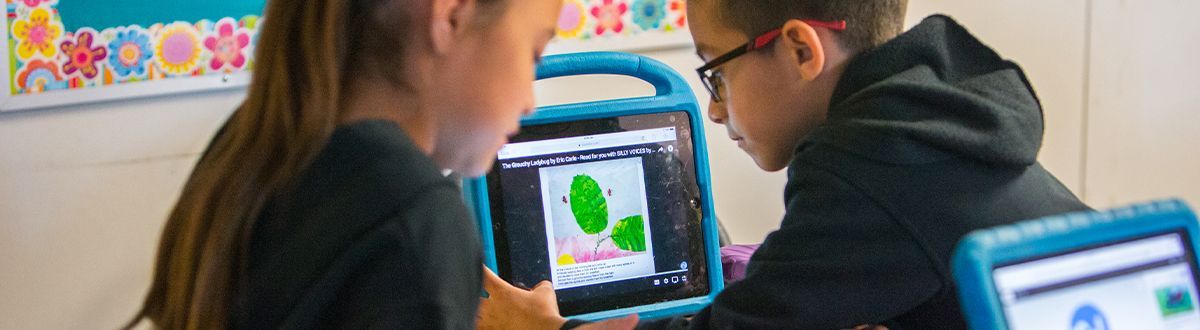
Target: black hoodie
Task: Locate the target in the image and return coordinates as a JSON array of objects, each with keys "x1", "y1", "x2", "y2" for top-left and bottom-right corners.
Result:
[{"x1": 642, "y1": 15, "x2": 1090, "y2": 329}]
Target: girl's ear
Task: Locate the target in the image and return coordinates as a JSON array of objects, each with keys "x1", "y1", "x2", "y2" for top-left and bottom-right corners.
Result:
[
  {"x1": 429, "y1": 0, "x2": 476, "y2": 55},
  {"x1": 777, "y1": 19, "x2": 826, "y2": 81}
]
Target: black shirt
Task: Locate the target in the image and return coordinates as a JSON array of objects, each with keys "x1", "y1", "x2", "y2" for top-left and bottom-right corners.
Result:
[
  {"x1": 234, "y1": 120, "x2": 481, "y2": 329},
  {"x1": 632, "y1": 15, "x2": 1089, "y2": 329}
]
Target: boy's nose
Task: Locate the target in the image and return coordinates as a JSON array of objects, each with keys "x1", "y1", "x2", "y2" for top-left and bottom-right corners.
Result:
[{"x1": 707, "y1": 99, "x2": 727, "y2": 124}]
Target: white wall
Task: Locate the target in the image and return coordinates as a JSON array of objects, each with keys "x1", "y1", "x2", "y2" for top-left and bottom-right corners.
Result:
[
  {"x1": 1085, "y1": 0, "x2": 1200, "y2": 208},
  {"x1": 905, "y1": 0, "x2": 1200, "y2": 209},
  {"x1": 2, "y1": 1, "x2": 1199, "y2": 328},
  {"x1": 0, "y1": 91, "x2": 245, "y2": 329},
  {"x1": 906, "y1": 0, "x2": 1089, "y2": 195}
]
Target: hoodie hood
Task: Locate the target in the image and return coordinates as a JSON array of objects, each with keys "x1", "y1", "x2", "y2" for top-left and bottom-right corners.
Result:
[{"x1": 807, "y1": 15, "x2": 1044, "y2": 167}]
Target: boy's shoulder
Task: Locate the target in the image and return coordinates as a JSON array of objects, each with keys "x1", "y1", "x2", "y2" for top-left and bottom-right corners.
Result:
[
  {"x1": 783, "y1": 137, "x2": 1088, "y2": 259},
  {"x1": 822, "y1": 15, "x2": 1045, "y2": 169}
]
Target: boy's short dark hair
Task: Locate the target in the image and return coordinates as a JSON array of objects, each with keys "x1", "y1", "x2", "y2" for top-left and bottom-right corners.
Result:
[{"x1": 701, "y1": 0, "x2": 909, "y2": 53}]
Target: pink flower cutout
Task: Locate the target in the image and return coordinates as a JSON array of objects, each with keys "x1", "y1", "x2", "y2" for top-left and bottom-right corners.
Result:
[
  {"x1": 670, "y1": 0, "x2": 687, "y2": 28},
  {"x1": 204, "y1": 20, "x2": 251, "y2": 71},
  {"x1": 590, "y1": 0, "x2": 628, "y2": 36},
  {"x1": 22, "y1": 0, "x2": 51, "y2": 7},
  {"x1": 60, "y1": 31, "x2": 108, "y2": 79}
]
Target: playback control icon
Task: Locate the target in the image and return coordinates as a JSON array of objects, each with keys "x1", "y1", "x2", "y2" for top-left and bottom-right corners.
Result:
[{"x1": 652, "y1": 274, "x2": 690, "y2": 287}]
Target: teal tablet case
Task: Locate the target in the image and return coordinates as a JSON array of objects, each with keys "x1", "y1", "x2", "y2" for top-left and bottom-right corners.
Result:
[
  {"x1": 953, "y1": 199, "x2": 1200, "y2": 329},
  {"x1": 462, "y1": 52, "x2": 724, "y2": 321}
]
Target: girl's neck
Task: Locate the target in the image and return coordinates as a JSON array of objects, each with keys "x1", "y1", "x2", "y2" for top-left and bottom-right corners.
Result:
[{"x1": 340, "y1": 75, "x2": 436, "y2": 155}]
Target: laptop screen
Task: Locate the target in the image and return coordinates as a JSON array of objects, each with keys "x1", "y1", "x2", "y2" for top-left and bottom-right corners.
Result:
[
  {"x1": 993, "y1": 230, "x2": 1200, "y2": 329},
  {"x1": 485, "y1": 111, "x2": 712, "y2": 316}
]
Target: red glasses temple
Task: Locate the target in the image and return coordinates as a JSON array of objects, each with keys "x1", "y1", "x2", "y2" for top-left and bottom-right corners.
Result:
[
  {"x1": 806, "y1": 20, "x2": 849, "y2": 31},
  {"x1": 751, "y1": 20, "x2": 848, "y2": 50}
]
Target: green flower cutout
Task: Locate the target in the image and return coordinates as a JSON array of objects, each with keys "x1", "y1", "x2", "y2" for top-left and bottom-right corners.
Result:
[
  {"x1": 570, "y1": 174, "x2": 608, "y2": 235},
  {"x1": 612, "y1": 215, "x2": 646, "y2": 252}
]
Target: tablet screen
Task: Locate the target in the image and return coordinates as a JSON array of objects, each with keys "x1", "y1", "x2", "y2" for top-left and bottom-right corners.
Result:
[
  {"x1": 993, "y1": 230, "x2": 1200, "y2": 329},
  {"x1": 485, "y1": 111, "x2": 711, "y2": 316}
]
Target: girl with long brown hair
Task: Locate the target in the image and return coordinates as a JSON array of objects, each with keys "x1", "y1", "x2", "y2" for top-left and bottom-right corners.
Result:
[{"x1": 127, "y1": 0, "x2": 562, "y2": 328}]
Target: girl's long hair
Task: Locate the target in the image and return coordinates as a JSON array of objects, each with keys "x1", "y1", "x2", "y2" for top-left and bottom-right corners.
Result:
[{"x1": 128, "y1": 0, "x2": 420, "y2": 328}]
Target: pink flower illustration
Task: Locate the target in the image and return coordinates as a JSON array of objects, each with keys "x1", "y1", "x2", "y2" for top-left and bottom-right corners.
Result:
[
  {"x1": 669, "y1": 0, "x2": 687, "y2": 28},
  {"x1": 21, "y1": 0, "x2": 57, "y2": 8},
  {"x1": 204, "y1": 19, "x2": 251, "y2": 71},
  {"x1": 556, "y1": 234, "x2": 638, "y2": 265},
  {"x1": 590, "y1": 0, "x2": 628, "y2": 36}
]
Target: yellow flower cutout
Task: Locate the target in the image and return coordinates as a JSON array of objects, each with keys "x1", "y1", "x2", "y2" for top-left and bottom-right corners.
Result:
[
  {"x1": 155, "y1": 23, "x2": 203, "y2": 75},
  {"x1": 12, "y1": 8, "x2": 63, "y2": 60},
  {"x1": 556, "y1": 0, "x2": 587, "y2": 39}
]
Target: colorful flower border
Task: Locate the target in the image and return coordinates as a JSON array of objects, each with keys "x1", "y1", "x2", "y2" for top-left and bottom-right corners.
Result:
[
  {"x1": 5, "y1": 0, "x2": 681, "y2": 98},
  {"x1": 6, "y1": 0, "x2": 261, "y2": 96},
  {"x1": 555, "y1": 0, "x2": 686, "y2": 41}
]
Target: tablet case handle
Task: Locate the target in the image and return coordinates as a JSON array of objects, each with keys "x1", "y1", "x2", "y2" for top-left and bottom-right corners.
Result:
[{"x1": 536, "y1": 51, "x2": 691, "y2": 99}]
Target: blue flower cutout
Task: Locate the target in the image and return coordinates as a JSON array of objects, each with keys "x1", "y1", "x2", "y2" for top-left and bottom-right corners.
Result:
[
  {"x1": 17, "y1": 60, "x2": 67, "y2": 93},
  {"x1": 25, "y1": 69, "x2": 65, "y2": 90},
  {"x1": 107, "y1": 28, "x2": 154, "y2": 78},
  {"x1": 632, "y1": 0, "x2": 667, "y2": 31}
]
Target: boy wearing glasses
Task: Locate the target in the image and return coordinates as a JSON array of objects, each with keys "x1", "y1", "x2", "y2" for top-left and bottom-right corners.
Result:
[{"x1": 479, "y1": 0, "x2": 1088, "y2": 328}]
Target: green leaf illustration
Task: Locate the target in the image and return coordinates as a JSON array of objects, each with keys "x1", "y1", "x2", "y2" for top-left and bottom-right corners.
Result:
[
  {"x1": 569, "y1": 174, "x2": 608, "y2": 235},
  {"x1": 612, "y1": 215, "x2": 646, "y2": 252}
]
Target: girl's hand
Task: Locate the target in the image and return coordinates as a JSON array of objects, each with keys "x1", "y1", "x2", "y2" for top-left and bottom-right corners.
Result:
[
  {"x1": 478, "y1": 265, "x2": 565, "y2": 329},
  {"x1": 477, "y1": 266, "x2": 638, "y2": 330}
]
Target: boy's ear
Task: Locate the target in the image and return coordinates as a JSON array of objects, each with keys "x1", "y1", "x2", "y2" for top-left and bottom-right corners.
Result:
[
  {"x1": 429, "y1": 0, "x2": 476, "y2": 55},
  {"x1": 777, "y1": 19, "x2": 825, "y2": 81}
]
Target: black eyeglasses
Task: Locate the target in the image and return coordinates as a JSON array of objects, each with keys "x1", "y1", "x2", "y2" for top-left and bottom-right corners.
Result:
[{"x1": 695, "y1": 20, "x2": 847, "y2": 103}]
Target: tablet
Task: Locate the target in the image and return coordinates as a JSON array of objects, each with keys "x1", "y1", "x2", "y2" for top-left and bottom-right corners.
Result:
[
  {"x1": 954, "y1": 199, "x2": 1200, "y2": 329},
  {"x1": 463, "y1": 52, "x2": 723, "y2": 321}
]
